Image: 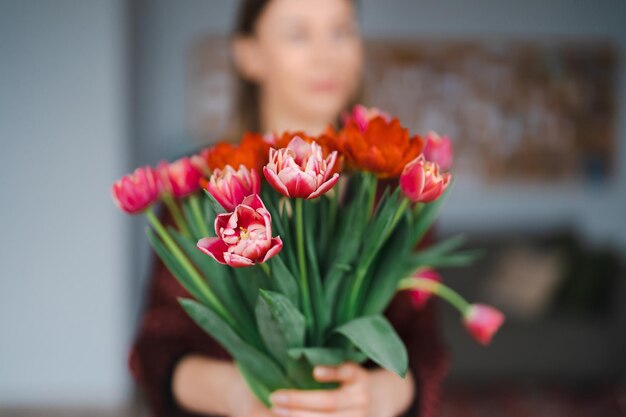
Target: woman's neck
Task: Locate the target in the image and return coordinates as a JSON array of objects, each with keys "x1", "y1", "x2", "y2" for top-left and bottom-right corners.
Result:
[{"x1": 260, "y1": 95, "x2": 332, "y2": 136}]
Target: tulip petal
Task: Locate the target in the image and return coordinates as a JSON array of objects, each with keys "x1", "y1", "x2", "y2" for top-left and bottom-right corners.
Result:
[
  {"x1": 263, "y1": 166, "x2": 291, "y2": 197},
  {"x1": 224, "y1": 252, "x2": 255, "y2": 268},
  {"x1": 307, "y1": 173, "x2": 340, "y2": 199},
  {"x1": 197, "y1": 237, "x2": 228, "y2": 264},
  {"x1": 262, "y1": 237, "x2": 283, "y2": 262}
]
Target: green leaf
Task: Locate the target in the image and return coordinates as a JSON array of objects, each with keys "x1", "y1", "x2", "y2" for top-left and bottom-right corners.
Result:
[
  {"x1": 168, "y1": 228, "x2": 262, "y2": 346},
  {"x1": 337, "y1": 186, "x2": 405, "y2": 322},
  {"x1": 179, "y1": 298, "x2": 294, "y2": 395},
  {"x1": 203, "y1": 188, "x2": 226, "y2": 214},
  {"x1": 285, "y1": 355, "x2": 331, "y2": 390},
  {"x1": 410, "y1": 185, "x2": 450, "y2": 246},
  {"x1": 261, "y1": 188, "x2": 298, "y2": 273},
  {"x1": 303, "y1": 199, "x2": 328, "y2": 343},
  {"x1": 255, "y1": 290, "x2": 305, "y2": 363},
  {"x1": 324, "y1": 173, "x2": 372, "y2": 314},
  {"x1": 287, "y1": 347, "x2": 367, "y2": 366},
  {"x1": 267, "y1": 255, "x2": 300, "y2": 308},
  {"x1": 181, "y1": 198, "x2": 202, "y2": 240},
  {"x1": 360, "y1": 217, "x2": 414, "y2": 315},
  {"x1": 413, "y1": 235, "x2": 467, "y2": 259},
  {"x1": 235, "y1": 363, "x2": 273, "y2": 407},
  {"x1": 333, "y1": 315, "x2": 408, "y2": 378},
  {"x1": 146, "y1": 228, "x2": 209, "y2": 304},
  {"x1": 233, "y1": 265, "x2": 273, "y2": 312}
]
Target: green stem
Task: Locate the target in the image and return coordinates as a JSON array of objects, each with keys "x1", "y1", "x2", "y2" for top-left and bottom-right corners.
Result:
[
  {"x1": 295, "y1": 198, "x2": 314, "y2": 334},
  {"x1": 162, "y1": 193, "x2": 192, "y2": 237},
  {"x1": 260, "y1": 262, "x2": 271, "y2": 277},
  {"x1": 398, "y1": 277, "x2": 471, "y2": 315},
  {"x1": 189, "y1": 193, "x2": 209, "y2": 236},
  {"x1": 145, "y1": 209, "x2": 236, "y2": 327},
  {"x1": 344, "y1": 195, "x2": 410, "y2": 320}
]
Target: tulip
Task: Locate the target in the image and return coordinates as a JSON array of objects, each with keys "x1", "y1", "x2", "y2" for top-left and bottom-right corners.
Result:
[
  {"x1": 190, "y1": 148, "x2": 211, "y2": 176},
  {"x1": 423, "y1": 131, "x2": 453, "y2": 171},
  {"x1": 408, "y1": 268, "x2": 442, "y2": 309},
  {"x1": 197, "y1": 194, "x2": 283, "y2": 267},
  {"x1": 205, "y1": 164, "x2": 261, "y2": 212},
  {"x1": 111, "y1": 166, "x2": 161, "y2": 214},
  {"x1": 206, "y1": 132, "x2": 270, "y2": 172},
  {"x1": 333, "y1": 116, "x2": 423, "y2": 178},
  {"x1": 343, "y1": 104, "x2": 391, "y2": 132},
  {"x1": 263, "y1": 136, "x2": 339, "y2": 199},
  {"x1": 463, "y1": 304, "x2": 505, "y2": 346},
  {"x1": 399, "y1": 155, "x2": 451, "y2": 203},
  {"x1": 158, "y1": 157, "x2": 203, "y2": 198}
]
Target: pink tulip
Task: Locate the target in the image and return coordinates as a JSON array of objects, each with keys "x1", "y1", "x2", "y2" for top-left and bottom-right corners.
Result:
[
  {"x1": 197, "y1": 194, "x2": 283, "y2": 267},
  {"x1": 399, "y1": 155, "x2": 451, "y2": 203},
  {"x1": 342, "y1": 104, "x2": 391, "y2": 132},
  {"x1": 190, "y1": 148, "x2": 211, "y2": 176},
  {"x1": 423, "y1": 131, "x2": 453, "y2": 171},
  {"x1": 205, "y1": 164, "x2": 261, "y2": 212},
  {"x1": 111, "y1": 166, "x2": 161, "y2": 214},
  {"x1": 408, "y1": 268, "x2": 442, "y2": 309},
  {"x1": 157, "y1": 157, "x2": 203, "y2": 198},
  {"x1": 463, "y1": 304, "x2": 505, "y2": 346},
  {"x1": 263, "y1": 136, "x2": 339, "y2": 199}
]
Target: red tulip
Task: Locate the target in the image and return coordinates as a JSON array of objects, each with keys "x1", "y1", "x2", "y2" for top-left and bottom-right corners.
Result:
[
  {"x1": 423, "y1": 131, "x2": 453, "y2": 171},
  {"x1": 157, "y1": 157, "x2": 203, "y2": 198},
  {"x1": 205, "y1": 164, "x2": 260, "y2": 212},
  {"x1": 111, "y1": 166, "x2": 161, "y2": 214},
  {"x1": 463, "y1": 304, "x2": 505, "y2": 345},
  {"x1": 197, "y1": 194, "x2": 283, "y2": 267},
  {"x1": 408, "y1": 268, "x2": 442, "y2": 309},
  {"x1": 399, "y1": 155, "x2": 451, "y2": 203},
  {"x1": 263, "y1": 136, "x2": 339, "y2": 199}
]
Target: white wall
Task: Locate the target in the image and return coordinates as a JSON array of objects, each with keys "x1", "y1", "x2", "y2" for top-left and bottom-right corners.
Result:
[{"x1": 0, "y1": 0, "x2": 130, "y2": 406}]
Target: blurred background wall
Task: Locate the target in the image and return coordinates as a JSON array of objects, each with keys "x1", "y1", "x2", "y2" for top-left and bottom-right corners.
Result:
[
  {"x1": 0, "y1": 0, "x2": 131, "y2": 408},
  {"x1": 0, "y1": 0, "x2": 624, "y2": 413}
]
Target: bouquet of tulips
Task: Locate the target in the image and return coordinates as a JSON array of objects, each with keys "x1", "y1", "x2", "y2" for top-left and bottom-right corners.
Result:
[{"x1": 111, "y1": 105, "x2": 504, "y2": 405}]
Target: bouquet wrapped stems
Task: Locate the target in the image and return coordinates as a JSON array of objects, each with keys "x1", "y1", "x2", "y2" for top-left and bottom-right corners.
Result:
[{"x1": 112, "y1": 106, "x2": 505, "y2": 405}]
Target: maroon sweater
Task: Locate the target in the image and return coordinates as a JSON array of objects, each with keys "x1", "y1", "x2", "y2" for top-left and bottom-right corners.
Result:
[{"x1": 129, "y1": 201, "x2": 449, "y2": 417}]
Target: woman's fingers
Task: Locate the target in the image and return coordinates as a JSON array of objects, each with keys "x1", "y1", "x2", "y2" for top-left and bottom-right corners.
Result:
[
  {"x1": 270, "y1": 407, "x2": 361, "y2": 417},
  {"x1": 269, "y1": 384, "x2": 368, "y2": 412},
  {"x1": 312, "y1": 362, "x2": 366, "y2": 384}
]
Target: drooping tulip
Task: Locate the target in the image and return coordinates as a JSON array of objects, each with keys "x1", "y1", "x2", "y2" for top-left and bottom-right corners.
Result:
[
  {"x1": 205, "y1": 164, "x2": 260, "y2": 212},
  {"x1": 263, "y1": 136, "x2": 339, "y2": 199},
  {"x1": 423, "y1": 131, "x2": 453, "y2": 171},
  {"x1": 111, "y1": 166, "x2": 161, "y2": 214},
  {"x1": 463, "y1": 304, "x2": 505, "y2": 346},
  {"x1": 158, "y1": 157, "x2": 203, "y2": 198},
  {"x1": 197, "y1": 194, "x2": 283, "y2": 267},
  {"x1": 408, "y1": 268, "x2": 442, "y2": 309},
  {"x1": 399, "y1": 155, "x2": 451, "y2": 203}
]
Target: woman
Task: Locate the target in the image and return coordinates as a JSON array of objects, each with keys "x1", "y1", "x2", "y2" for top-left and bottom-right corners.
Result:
[{"x1": 129, "y1": 0, "x2": 449, "y2": 416}]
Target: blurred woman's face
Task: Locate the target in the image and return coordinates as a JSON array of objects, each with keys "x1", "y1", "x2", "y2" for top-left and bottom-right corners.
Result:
[{"x1": 235, "y1": 0, "x2": 363, "y2": 125}]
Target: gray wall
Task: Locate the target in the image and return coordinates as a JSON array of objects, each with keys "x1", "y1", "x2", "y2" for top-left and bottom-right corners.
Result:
[{"x1": 0, "y1": 0, "x2": 130, "y2": 407}]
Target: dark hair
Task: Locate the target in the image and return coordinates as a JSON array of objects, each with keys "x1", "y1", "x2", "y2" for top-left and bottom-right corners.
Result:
[
  {"x1": 229, "y1": 0, "x2": 362, "y2": 138},
  {"x1": 230, "y1": 0, "x2": 271, "y2": 137}
]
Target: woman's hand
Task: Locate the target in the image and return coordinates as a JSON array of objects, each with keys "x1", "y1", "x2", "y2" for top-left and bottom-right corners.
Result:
[
  {"x1": 228, "y1": 368, "x2": 276, "y2": 417},
  {"x1": 268, "y1": 362, "x2": 414, "y2": 417}
]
